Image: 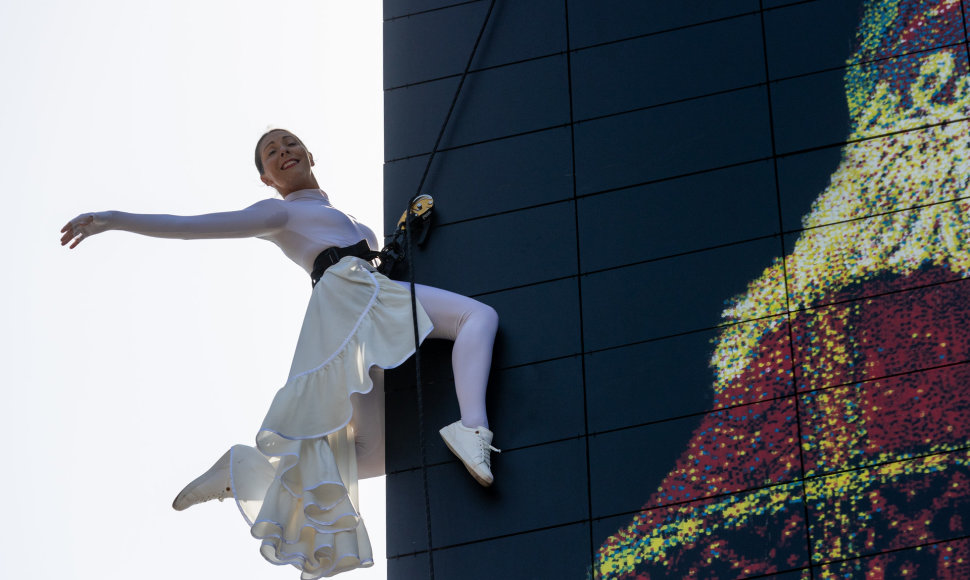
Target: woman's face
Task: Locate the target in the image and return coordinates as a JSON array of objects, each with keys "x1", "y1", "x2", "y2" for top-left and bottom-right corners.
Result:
[{"x1": 258, "y1": 130, "x2": 316, "y2": 194}]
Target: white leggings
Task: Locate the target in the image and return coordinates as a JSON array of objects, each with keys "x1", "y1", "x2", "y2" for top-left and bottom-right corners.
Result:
[{"x1": 352, "y1": 282, "x2": 499, "y2": 478}]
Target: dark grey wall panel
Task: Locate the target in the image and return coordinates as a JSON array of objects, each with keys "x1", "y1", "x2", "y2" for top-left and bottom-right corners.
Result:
[
  {"x1": 583, "y1": 316, "x2": 793, "y2": 433},
  {"x1": 384, "y1": 128, "x2": 574, "y2": 228},
  {"x1": 434, "y1": 524, "x2": 591, "y2": 579},
  {"x1": 571, "y1": 14, "x2": 765, "y2": 120},
  {"x1": 763, "y1": 0, "x2": 806, "y2": 7},
  {"x1": 771, "y1": 68, "x2": 854, "y2": 155},
  {"x1": 593, "y1": 481, "x2": 811, "y2": 576},
  {"x1": 385, "y1": 77, "x2": 461, "y2": 161},
  {"x1": 584, "y1": 325, "x2": 755, "y2": 431},
  {"x1": 782, "y1": 214, "x2": 969, "y2": 309},
  {"x1": 385, "y1": 0, "x2": 566, "y2": 89},
  {"x1": 574, "y1": 86, "x2": 773, "y2": 195},
  {"x1": 790, "y1": 279, "x2": 970, "y2": 393},
  {"x1": 588, "y1": 414, "x2": 703, "y2": 517},
  {"x1": 772, "y1": 48, "x2": 970, "y2": 155},
  {"x1": 440, "y1": 55, "x2": 570, "y2": 147},
  {"x1": 777, "y1": 147, "x2": 912, "y2": 234},
  {"x1": 799, "y1": 365, "x2": 970, "y2": 478},
  {"x1": 805, "y1": 456, "x2": 970, "y2": 565},
  {"x1": 589, "y1": 398, "x2": 802, "y2": 518},
  {"x1": 384, "y1": 340, "x2": 456, "y2": 392},
  {"x1": 386, "y1": 469, "x2": 431, "y2": 556},
  {"x1": 765, "y1": 0, "x2": 964, "y2": 69},
  {"x1": 384, "y1": 2, "x2": 489, "y2": 88},
  {"x1": 385, "y1": 0, "x2": 473, "y2": 20},
  {"x1": 810, "y1": 540, "x2": 970, "y2": 578},
  {"x1": 489, "y1": 355, "x2": 587, "y2": 448},
  {"x1": 776, "y1": 127, "x2": 970, "y2": 234},
  {"x1": 385, "y1": 353, "x2": 587, "y2": 472},
  {"x1": 580, "y1": 237, "x2": 785, "y2": 351},
  {"x1": 385, "y1": 552, "x2": 430, "y2": 580},
  {"x1": 409, "y1": 202, "x2": 576, "y2": 295},
  {"x1": 385, "y1": 372, "x2": 464, "y2": 473},
  {"x1": 566, "y1": 0, "x2": 759, "y2": 49},
  {"x1": 429, "y1": 437, "x2": 589, "y2": 546},
  {"x1": 763, "y1": 0, "x2": 865, "y2": 79},
  {"x1": 385, "y1": 54, "x2": 570, "y2": 160},
  {"x1": 577, "y1": 161, "x2": 778, "y2": 272},
  {"x1": 472, "y1": 0, "x2": 566, "y2": 69},
  {"x1": 484, "y1": 279, "x2": 583, "y2": 366},
  {"x1": 776, "y1": 144, "x2": 845, "y2": 232}
]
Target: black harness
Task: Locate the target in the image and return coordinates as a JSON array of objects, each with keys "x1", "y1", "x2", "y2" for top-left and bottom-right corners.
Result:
[
  {"x1": 309, "y1": 195, "x2": 434, "y2": 288},
  {"x1": 309, "y1": 239, "x2": 378, "y2": 287}
]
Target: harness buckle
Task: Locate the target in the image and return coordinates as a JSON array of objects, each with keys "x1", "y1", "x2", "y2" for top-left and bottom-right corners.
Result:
[{"x1": 321, "y1": 246, "x2": 341, "y2": 266}]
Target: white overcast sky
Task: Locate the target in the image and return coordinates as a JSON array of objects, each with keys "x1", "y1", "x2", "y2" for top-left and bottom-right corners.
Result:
[{"x1": 1, "y1": 1, "x2": 389, "y2": 578}]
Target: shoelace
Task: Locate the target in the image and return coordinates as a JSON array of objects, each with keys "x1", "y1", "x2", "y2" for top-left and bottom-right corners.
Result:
[{"x1": 478, "y1": 437, "x2": 501, "y2": 467}]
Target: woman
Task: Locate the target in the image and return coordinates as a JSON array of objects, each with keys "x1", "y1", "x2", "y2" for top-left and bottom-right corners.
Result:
[{"x1": 60, "y1": 128, "x2": 500, "y2": 578}]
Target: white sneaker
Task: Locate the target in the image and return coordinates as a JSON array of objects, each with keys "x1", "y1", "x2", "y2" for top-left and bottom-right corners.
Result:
[
  {"x1": 439, "y1": 421, "x2": 500, "y2": 487},
  {"x1": 172, "y1": 449, "x2": 233, "y2": 511}
]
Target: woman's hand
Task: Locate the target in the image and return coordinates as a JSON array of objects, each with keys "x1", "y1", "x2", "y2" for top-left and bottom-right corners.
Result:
[{"x1": 60, "y1": 212, "x2": 109, "y2": 249}]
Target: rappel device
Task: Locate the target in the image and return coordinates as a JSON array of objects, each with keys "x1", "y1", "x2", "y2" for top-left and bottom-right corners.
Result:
[{"x1": 377, "y1": 194, "x2": 434, "y2": 278}]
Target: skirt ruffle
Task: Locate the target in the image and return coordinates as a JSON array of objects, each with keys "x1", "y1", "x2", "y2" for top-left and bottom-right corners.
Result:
[{"x1": 226, "y1": 258, "x2": 432, "y2": 579}]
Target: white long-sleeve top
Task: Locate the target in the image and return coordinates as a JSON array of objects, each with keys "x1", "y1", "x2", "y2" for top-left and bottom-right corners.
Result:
[{"x1": 99, "y1": 189, "x2": 378, "y2": 274}]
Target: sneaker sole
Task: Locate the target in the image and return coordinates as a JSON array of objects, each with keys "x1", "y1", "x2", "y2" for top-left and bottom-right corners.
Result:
[
  {"x1": 171, "y1": 449, "x2": 233, "y2": 510},
  {"x1": 440, "y1": 429, "x2": 493, "y2": 487}
]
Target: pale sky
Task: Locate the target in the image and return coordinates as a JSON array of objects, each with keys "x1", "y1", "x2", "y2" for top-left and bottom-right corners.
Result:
[{"x1": 1, "y1": 1, "x2": 388, "y2": 578}]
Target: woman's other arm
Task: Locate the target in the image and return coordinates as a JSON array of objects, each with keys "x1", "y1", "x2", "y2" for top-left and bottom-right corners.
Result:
[{"x1": 60, "y1": 200, "x2": 287, "y2": 249}]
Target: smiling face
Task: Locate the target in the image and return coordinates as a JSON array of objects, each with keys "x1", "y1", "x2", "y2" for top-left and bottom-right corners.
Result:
[{"x1": 256, "y1": 129, "x2": 319, "y2": 196}]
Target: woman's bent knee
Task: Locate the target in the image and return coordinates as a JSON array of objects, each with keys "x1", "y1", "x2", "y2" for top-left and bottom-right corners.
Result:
[
  {"x1": 475, "y1": 304, "x2": 499, "y2": 336},
  {"x1": 458, "y1": 302, "x2": 498, "y2": 340}
]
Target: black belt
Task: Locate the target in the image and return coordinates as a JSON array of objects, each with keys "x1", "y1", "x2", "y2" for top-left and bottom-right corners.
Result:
[{"x1": 310, "y1": 240, "x2": 379, "y2": 287}]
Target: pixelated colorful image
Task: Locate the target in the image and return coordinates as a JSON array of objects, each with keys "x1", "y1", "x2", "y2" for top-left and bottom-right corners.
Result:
[{"x1": 593, "y1": 0, "x2": 970, "y2": 577}]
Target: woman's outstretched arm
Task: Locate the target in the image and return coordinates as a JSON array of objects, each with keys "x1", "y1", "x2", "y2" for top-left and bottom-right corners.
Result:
[{"x1": 60, "y1": 200, "x2": 288, "y2": 249}]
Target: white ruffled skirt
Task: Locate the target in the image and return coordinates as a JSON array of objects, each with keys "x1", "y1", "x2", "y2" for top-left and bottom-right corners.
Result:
[{"x1": 224, "y1": 258, "x2": 432, "y2": 579}]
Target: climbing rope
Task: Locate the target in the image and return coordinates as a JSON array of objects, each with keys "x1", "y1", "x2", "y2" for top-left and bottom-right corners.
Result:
[{"x1": 401, "y1": 0, "x2": 497, "y2": 577}]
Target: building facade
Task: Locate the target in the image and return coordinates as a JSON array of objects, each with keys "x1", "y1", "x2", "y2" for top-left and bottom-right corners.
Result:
[{"x1": 383, "y1": 0, "x2": 970, "y2": 577}]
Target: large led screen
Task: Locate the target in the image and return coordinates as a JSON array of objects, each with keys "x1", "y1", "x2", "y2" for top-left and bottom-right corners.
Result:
[{"x1": 593, "y1": 1, "x2": 970, "y2": 577}]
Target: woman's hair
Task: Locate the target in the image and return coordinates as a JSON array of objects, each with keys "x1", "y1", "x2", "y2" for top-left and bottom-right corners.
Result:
[{"x1": 254, "y1": 129, "x2": 306, "y2": 175}]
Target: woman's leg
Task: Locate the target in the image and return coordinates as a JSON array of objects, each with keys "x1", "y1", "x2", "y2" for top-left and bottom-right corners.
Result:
[
  {"x1": 351, "y1": 368, "x2": 386, "y2": 479},
  {"x1": 395, "y1": 281, "x2": 499, "y2": 429}
]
